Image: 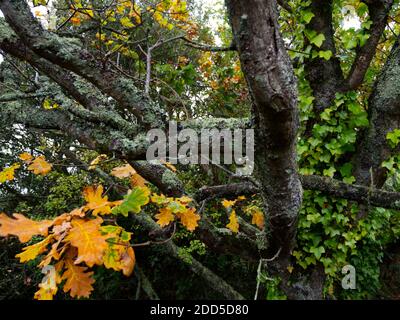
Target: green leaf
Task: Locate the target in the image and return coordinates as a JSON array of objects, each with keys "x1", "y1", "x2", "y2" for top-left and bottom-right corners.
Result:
[
  {"x1": 309, "y1": 246, "x2": 325, "y2": 259},
  {"x1": 33, "y1": 0, "x2": 47, "y2": 6},
  {"x1": 311, "y1": 33, "x2": 326, "y2": 48},
  {"x1": 112, "y1": 186, "x2": 150, "y2": 216},
  {"x1": 319, "y1": 50, "x2": 332, "y2": 60},
  {"x1": 386, "y1": 129, "x2": 400, "y2": 148},
  {"x1": 301, "y1": 11, "x2": 315, "y2": 24}
]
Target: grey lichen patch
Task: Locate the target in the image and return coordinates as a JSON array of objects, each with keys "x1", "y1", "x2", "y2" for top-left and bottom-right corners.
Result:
[
  {"x1": 0, "y1": 19, "x2": 17, "y2": 41},
  {"x1": 161, "y1": 169, "x2": 183, "y2": 190}
]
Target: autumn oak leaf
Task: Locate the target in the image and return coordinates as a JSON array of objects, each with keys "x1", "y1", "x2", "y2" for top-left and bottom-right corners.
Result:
[
  {"x1": 251, "y1": 211, "x2": 265, "y2": 230},
  {"x1": 111, "y1": 164, "x2": 136, "y2": 179},
  {"x1": 155, "y1": 207, "x2": 175, "y2": 227},
  {"x1": 65, "y1": 217, "x2": 108, "y2": 267},
  {"x1": 0, "y1": 213, "x2": 53, "y2": 243},
  {"x1": 62, "y1": 257, "x2": 95, "y2": 298},
  {"x1": 27, "y1": 155, "x2": 52, "y2": 176},
  {"x1": 177, "y1": 208, "x2": 200, "y2": 232},
  {"x1": 83, "y1": 185, "x2": 112, "y2": 216},
  {"x1": 226, "y1": 210, "x2": 239, "y2": 233}
]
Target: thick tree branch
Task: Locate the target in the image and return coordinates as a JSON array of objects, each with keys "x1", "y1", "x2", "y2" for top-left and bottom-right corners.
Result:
[
  {"x1": 345, "y1": 0, "x2": 393, "y2": 90},
  {"x1": 196, "y1": 175, "x2": 400, "y2": 211},
  {"x1": 0, "y1": 0, "x2": 163, "y2": 127},
  {"x1": 354, "y1": 38, "x2": 400, "y2": 187}
]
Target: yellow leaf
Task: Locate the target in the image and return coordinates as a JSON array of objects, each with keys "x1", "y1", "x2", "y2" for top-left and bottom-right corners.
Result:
[
  {"x1": 287, "y1": 265, "x2": 294, "y2": 274},
  {"x1": 27, "y1": 156, "x2": 52, "y2": 176},
  {"x1": 176, "y1": 196, "x2": 193, "y2": 205},
  {"x1": 62, "y1": 253, "x2": 95, "y2": 298},
  {"x1": 0, "y1": 213, "x2": 53, "y2": 243},
  {"x1": 16, "y1": 235, "x2": 53, "y2": 262},
  {"x1": 177, "y1": 208, "x2": 200, "y2": 231},
  {"x1": 237, "y1": 195, "x2": 246, "y2": 201},
  {"x1": 83, "y1": 185, "x2": 113, "y2": 216},
  {"x1": 226, "y1": 210, "x2": 239, "y2": 233},
  {"x1": 222, "y1": 199, "x2": 236, "y2": 208},
  {"x1": 161, "y1": 160, "x2": 177, "y2": 172},
  {"x1": 88, "y1": 154, "x2": 108, "y2": 170},
  {"x1": 120, "y1": 16, "x2": 135, "y2": 28},
  {"x1": 251, "y1": 211, "x2": 265, "y2": 230},
  {"x1": 121, "y1": 247, "x2": 135, "y2": 276},
  {"x1": 155, "y1": 207, "x2": 175, "y2": 227},
  {"x1": 19, "y1": 152, "x2": 33, "y2": 163},
  {"x1": 111, "y1": 164, "x2": 136, "y2": 179},
  {"x1": 0, "y1": 163, "x2": 20, "y2": 183},
  {"x1": 65, "y1": 218, "x2": 108, "y2": 267}
]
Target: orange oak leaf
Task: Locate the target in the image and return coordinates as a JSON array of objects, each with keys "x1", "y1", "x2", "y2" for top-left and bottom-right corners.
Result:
[
  {"x1": 251, "y1": 211, "x2": 265, "y2": 230},
  {"x1": 65, "y1": 217, "x2": 108, "y2": 267},
  {"x1": 62, "y1": 256, "x2": 95, "y2": 298},
  {"x1": 155, "y1": 207, "x2": 175, "y2": 227},
  {"x1": 0, "y1": 213, "x2": 53, "y2": 243},
  {"x1": 27, "y1": 155, "x2": 52, "y2": 176},
  {"x1": 19, "y1": 152, "x2": 33, "y2": 163},
  {"x1": 83, "y1": 185, "x2": 112, "y2": 215},
  {"x1": 120, "y1": 247, "x2": 135, "y2": 276},
  {"x1": 111, "y1": 164, "x2": 136, "y2": 178},
  {"x1": 177, "y1": 208, "x2": 200, "y2": 231},
  {"x1": 226, "y1": 210, "x2": 239, "y2": 233},
  {"x1": 130, "y1": 173, "x2": 147, "y2": 187}
]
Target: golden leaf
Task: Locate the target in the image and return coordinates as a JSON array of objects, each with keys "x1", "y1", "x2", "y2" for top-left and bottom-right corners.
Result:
[
  {"x1": 222, "y1": 199, "x2": 236, "y2": 208},
  {"x1": 226, "y1": 210, "x2": 239, "y2": 233},
  {"x1": 176, "y1": 196, "x2": 193, "y2": 205},
  {"x1": 16, "y1": 235, "x2": 53, "y2": 262},
  {"x1": 111, "y1": 164, "x2": 136, "y2": 179},
  {"x1": 27, "y1": 156, "x2": 52, "y2": 176},
  {"x1": 177, "y1": 208, "x2": 200, "y2": 232},
  {"x1": 65, "y1": 218, "x2": 108, "y2": 267},
  {"x1": 62, "y1": 255, "x2": 95, "y2": 298},
  {"x1": 251, "y1": 211, "x2": 265, "y2": 230},
  {"x1": 0, "y1": 213, "x2": 53, "y2": 243},
  {"x1": 83, "y1": 185, "x2": 112, "y2": 216},
  {"x1": 155, "y1": 207, "x2": 175, "y2": 227},
  {"x1": 19, "y1": 152, "x2": 33, "y2": 163},
  {"x1": 0, "y1": 163, "x2": 20, "y2": 184},
  {"x1": 88, "y1": 154, "x2": 108, "y2": 170}
]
